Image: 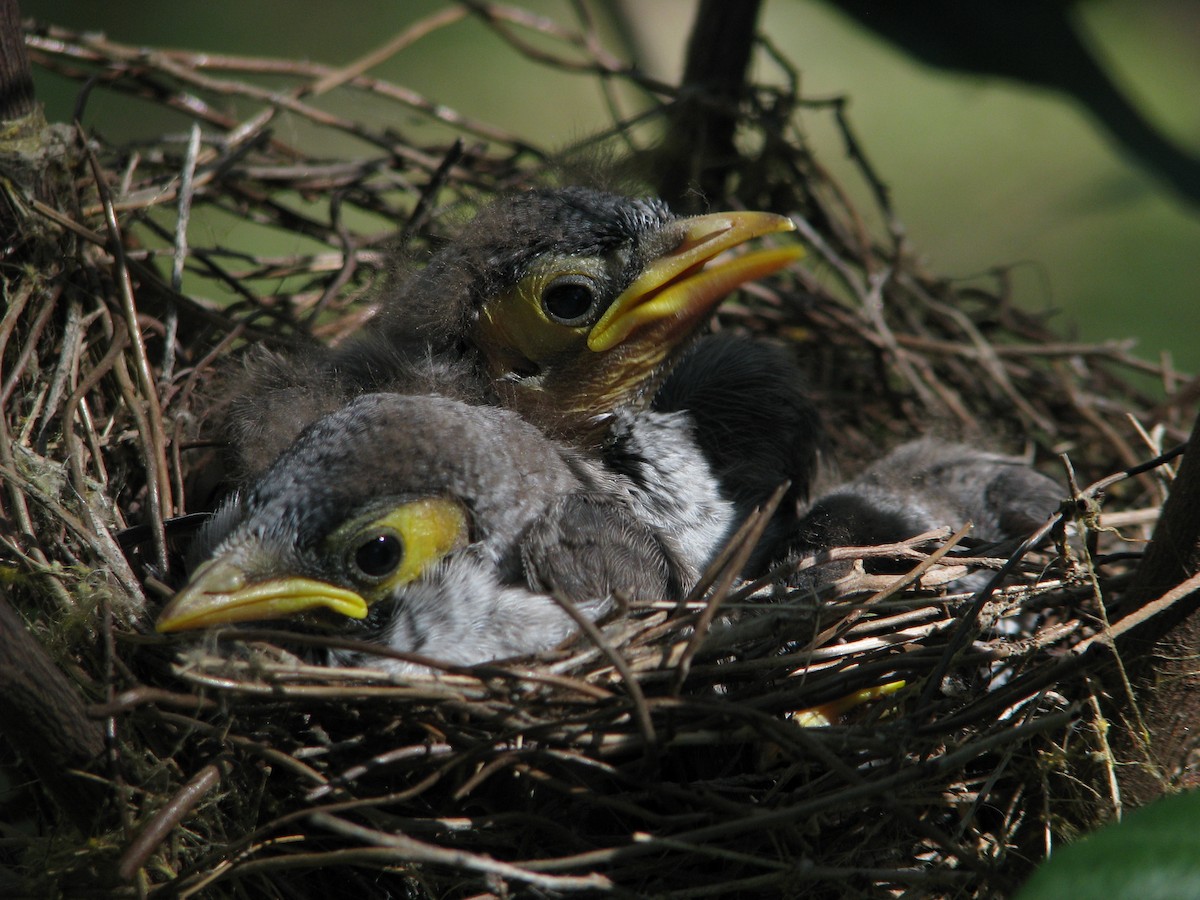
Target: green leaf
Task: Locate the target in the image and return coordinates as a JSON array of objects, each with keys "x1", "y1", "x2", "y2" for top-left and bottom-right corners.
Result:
[{"x1": 1018, "y1": 790, "x2": 1200, "y2": 900}]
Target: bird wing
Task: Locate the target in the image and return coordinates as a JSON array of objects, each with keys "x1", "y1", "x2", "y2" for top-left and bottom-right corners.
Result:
[
  {"x1": 653, "y1": 333, "x2": 824, "y2": 575},
  {"x1": 777, "y1": 440, "x2": 1064, "y2": 587},
  {"x1": 520, "y1": 492, "x2": 685, "y2": 606}
]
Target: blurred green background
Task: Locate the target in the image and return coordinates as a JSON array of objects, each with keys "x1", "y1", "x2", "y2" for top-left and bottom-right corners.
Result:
[{"x1": 20, "y1": 0, "x2": 1200, "y2": 375}]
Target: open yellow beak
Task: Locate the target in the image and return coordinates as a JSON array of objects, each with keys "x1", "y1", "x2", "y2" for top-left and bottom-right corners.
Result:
[
  {"x1": 588, "y1": 210, "x2": 802, "y2": 353},
  {"x1": 156, "y1": 556, "x2": 368, "y2": 633}
]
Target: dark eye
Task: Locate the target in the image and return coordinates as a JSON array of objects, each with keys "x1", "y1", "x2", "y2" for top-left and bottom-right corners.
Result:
[
  {"x1": 542, "y1": 276, "x2": 599, "y2": 325},
  {"x1": 353, "y1": 532, "x2": 404, "y2": 579}
]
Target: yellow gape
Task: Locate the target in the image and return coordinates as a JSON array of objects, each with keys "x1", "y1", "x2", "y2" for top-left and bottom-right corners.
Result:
[
  {"x1": 156, "y1": 497, "x2": 469, "y2": 633},
  {"x1": 474, "y1": 259, "x2": 608, "y2": 379},
  {"x1": 334, "y1": 498, "x2": 471, "y2": 604}
]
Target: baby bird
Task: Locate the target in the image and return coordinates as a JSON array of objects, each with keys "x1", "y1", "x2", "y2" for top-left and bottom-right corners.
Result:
[{"x1": 162, "y1": 393, "x2": 690, "y2": 672}]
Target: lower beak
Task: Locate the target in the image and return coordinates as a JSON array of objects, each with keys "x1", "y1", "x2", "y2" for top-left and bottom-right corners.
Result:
[{"x1": 156, "y1": 557, "x2": 368, "y2": 632}]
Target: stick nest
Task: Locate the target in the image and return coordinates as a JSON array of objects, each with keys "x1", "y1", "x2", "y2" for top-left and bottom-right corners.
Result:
[{"x1": 4, "y1": 9, "x2": 1196, "y2": 898}]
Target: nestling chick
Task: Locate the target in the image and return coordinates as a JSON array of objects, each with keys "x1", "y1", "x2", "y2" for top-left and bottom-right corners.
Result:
[{"x1": 162, "y1": 393, "x2": 691, "y2": 672}]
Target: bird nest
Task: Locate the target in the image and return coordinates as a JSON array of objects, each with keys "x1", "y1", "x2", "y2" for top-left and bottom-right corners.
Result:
[{"x1": 4, "y1": 10, "x2": 1196, "y2": 898}]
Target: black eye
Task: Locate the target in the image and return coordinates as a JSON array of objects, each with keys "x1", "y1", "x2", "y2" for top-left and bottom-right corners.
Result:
[
  {"x1": 353, "y1": 533, "x2": 404, "y2": 579},
  {"x1": 542, "y1": 276, "x2": 599, "y2": 325}
]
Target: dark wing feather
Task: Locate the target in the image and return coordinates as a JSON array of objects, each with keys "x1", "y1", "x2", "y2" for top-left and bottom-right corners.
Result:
[
  {"x1": 521, "y1": 493, "x2": 685, "y2": 605},
  {"x1": 655, "y1": 333, "x2": 824, "y2": 573},
  {"x1": 780, "y1": 440, "x2": 1063, "y2": 583}
]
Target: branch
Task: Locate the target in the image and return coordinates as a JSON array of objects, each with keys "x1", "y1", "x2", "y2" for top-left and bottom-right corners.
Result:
[
  {"x1": 0, "y1": 0, "x2": 35, "y2": 121},
  {"x1": 0, "y1": 590, "x2": 108, "y2": 831},
  {"x1": 1107, "y1": 409, "x2": 1200, "y2": 804},
  {"x1": 651, "y1": 0, "x2": 762, "y2": 208}
]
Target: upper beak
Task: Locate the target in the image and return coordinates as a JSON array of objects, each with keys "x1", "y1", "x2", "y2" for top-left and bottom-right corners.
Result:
[
  {"x1": 156, "y1": 556, "x2": 368, "y2": 633},
  {"x1": 587, "y1": 210, "x2": 802, "y2": 353}
]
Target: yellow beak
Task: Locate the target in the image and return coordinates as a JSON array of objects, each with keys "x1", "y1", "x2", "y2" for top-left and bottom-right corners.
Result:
[
  {"x1": 588, "y1": 210, "x2": 802, "y2": 353},
  {"x1": 156, "y1": 556, "x2": 368, "y2": 633}
]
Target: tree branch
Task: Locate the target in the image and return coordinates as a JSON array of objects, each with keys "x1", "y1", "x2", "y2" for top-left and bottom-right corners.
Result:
[
  {"x1": 0, "y1": 0, "x2": 35, "y2": 121},
  {"x1": 1108, "y1": 409, "x2": 1200, "y2": 804},
  {"x1": 0, "y1": 591, "x2": 109, "y2": 832},
  {"x1": 651, "y1": 0, "x2": 762, "y2": 209}
]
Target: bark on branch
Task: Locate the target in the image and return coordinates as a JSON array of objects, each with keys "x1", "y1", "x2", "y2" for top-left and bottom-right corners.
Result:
[
  {"x1": 1108, "y1": 409, "x2": 1200, "y2": 804},
  {"x1": 0, "y1": 591, "x2": 109, "y2": 831},
  {"x1": 0, "y1": 0, "x2": 35, "y2": 121},
  {"x1": 652, "y1": 0, "x2": 762, "y2": 209}
]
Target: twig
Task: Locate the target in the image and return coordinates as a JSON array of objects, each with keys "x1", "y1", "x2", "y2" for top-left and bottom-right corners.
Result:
[
  {"x1": 309, "y1": 812, "x2": 612, "y2": 891},
  {"x1": 118, "y1": 760, "x2": 227, "y2": 881}
]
